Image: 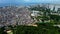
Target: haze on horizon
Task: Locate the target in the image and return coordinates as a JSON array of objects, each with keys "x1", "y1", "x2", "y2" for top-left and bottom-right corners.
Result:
[{"x1": 0, "y1": 0, "x2": 60, "y2": 6}]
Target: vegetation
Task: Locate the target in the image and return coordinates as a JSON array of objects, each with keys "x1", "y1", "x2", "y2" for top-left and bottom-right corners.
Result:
[
  {"x1": 13, "y1": 23, "x2": 60, "y2": 34},
  {"x1": 0, "y1": 23, "x2": 59, "y2": 34}
]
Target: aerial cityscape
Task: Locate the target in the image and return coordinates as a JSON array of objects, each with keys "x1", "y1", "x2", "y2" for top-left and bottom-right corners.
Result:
[{"x1": 0, "y1": 0, "x2": 60, "y2": 34}]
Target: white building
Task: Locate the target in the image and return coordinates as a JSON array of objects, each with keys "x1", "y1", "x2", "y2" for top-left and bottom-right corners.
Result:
[
  {"x1": 31, "y1": 10, "x2": 40, "y2": 16},
  {"x1": 40, "y1": 4, "x2": 60, "y2": 11},
  {"x1": 48, "y1": 4, "x2": 60, "y2": 11}
]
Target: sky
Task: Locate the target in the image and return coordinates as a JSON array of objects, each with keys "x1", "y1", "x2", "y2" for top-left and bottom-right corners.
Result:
[
  {"x1": 0, "y1": 0, "x2": 59, "y2": 3},
  {"x1": 0, "y1": 0, "x2": 60, "y2": 6}
]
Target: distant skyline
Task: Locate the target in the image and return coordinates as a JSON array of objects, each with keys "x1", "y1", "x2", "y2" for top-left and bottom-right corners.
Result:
[{"x1": 0, "y1": 0, "x2": 60, "y2": 6}]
